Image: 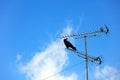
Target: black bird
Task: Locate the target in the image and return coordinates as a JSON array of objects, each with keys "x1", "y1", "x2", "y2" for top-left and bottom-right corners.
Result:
[{"x1": 63, "y1": 38, "x2": 77, "y2": 51}]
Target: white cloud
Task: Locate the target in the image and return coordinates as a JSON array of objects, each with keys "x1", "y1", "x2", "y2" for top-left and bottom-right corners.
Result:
[
  {"x1": 18, "y1": 26, "x2": 120, "y2": 80},
  {"x1": 19, "y1": 27, "x2": 78, "y2": 80},
  {"x1": 16, "y1": 54, "x2": 22, "y2": 62},
  {"x1": 94, "y1": 65, "x2": 120, "y2": 80}
]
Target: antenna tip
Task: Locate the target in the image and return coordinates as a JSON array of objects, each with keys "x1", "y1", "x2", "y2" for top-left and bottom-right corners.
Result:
[{"x1": 105, "y1": 25, "x2": 109, "y2": 34}]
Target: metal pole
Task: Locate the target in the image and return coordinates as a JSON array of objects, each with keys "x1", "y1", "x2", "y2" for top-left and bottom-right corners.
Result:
[{"x1": 84, "y1": 36, "x2": 89, "y2": 80}]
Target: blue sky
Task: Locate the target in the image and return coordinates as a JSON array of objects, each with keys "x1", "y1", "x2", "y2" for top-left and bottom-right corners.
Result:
[{"x1": 0, "y1": 0, "x2": 120, "y2": 80}]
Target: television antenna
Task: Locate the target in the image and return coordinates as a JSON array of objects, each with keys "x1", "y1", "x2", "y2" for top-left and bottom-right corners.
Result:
[{"x1": 60, "y1": 25, "x2": 109, "y2": 80}]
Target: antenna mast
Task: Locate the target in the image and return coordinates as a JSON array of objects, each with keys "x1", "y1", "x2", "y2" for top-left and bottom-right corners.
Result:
[{"x1": 61, "y1": 25, "x2": 109, "y2": 80}]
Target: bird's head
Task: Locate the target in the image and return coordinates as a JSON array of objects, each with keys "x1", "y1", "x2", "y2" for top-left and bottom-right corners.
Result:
[{"x1": 64, "y1": 38, "x2": 68, "y2": 42}]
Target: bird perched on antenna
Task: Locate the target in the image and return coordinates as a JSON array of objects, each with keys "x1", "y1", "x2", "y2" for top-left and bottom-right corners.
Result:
[{"x1": 63, "y1": 38, "x2": 77, "y2": 51}]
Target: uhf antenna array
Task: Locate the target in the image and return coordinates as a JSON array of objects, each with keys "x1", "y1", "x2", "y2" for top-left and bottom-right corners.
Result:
[
  {"x1": 60, "y1": 25, "x2": 109, "y2": 39},
  {"x1": 60, "y1": 25, "x2": 109, "y2": 80},
  {"x1": 67, "y1": 49, "x2": 102, "y2": 65}
]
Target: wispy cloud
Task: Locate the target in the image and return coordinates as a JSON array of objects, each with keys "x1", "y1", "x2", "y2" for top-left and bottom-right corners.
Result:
[
  {"x1": 19, "y1": 27, "x2": 78, "y2": 80},
  {"x1": 16, "y1": 54, "x2": 22, "y2": 62},
  {"x1": 18, "y1": 26, "x2": 119, "y2": 80},
  {"x1": 94, "y1": 65, "x2": 120, "y2": 80}
]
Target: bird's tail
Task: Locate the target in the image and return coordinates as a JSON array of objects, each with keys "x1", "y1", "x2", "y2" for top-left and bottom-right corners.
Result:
[{"x1": 72, "y1": 46, "x2": 77, "y2": 51}]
